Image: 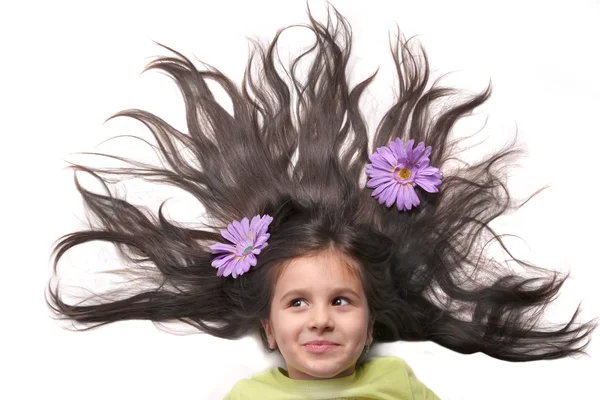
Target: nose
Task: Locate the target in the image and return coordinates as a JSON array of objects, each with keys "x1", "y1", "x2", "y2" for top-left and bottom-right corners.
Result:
[{"x1": 308, "y1": 303, "x2": 334, "y2": 330}]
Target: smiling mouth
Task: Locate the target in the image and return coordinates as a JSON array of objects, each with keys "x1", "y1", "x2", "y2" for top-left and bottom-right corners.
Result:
[{"x1": 304, "y1": 344, "x2": 340, "y2": 354}]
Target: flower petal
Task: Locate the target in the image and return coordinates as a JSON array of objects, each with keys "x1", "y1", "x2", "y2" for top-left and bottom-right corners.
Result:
[
  {"x1": 410, "y1": 141, "x2": 424, "y2": 159},
  {"x1": 399, "y1": 186, "x2": 408, "y2": 210},
  {"x1": 254, "y1": 233, "x2": 269, "y2": 249},
  {"x1": 366, "y1": 167, "x2": 392, "y2": 179},
  {"x1": 256, "y1": 215, "x2": 273, "y2": 237},
  {"x1": 395, "y1": 184, "x2": 408, "y2": 211},
  {"x1": 385, "y1": 184, "x2": 400, "y2": 207},
  {"x1": 374, "y1": 182, "x2": 392, "y2": 205},
  {"x1": 372, "y1": 180, "x2": 395, "y2": 197},
  {"x1": 367, "y1": 175, "x2": 394, "y2": 188},
  {"x1": 414, "y1": 167, "x2": 442, "y2": 192},
  {"x1": 368, "y1": 152, "x2": 392, "y2": 170},
  {"x1": 388, "y1": 138, "x2": 405, "y2": 159},
  {"x1": 231, "y1": 220, "x2": 246, "y2": 241},
  {"x1": 415, "y1": 176, "x2": 441, "y2": 192},
  {"x1": 237, "y1": 263, "x2": 249, "y2": 276},
  {"x1": 223, "y1": 257, "x2": 239, "y2": 277},
  {"x1": 212, "y1": 254, "x2": 234, "y2": 269},
  {"x1": 421, "y1": 147, "x2": 432, "y2": 162},
  {"x1": 241, "y1": 217, "x2": 250, "y2": 236},
  {"x1": 416, "y1": 157, "x2": 431, "y2": 169},
  {"x1": 405, "y1": 139, "x2": 415, "y2": 160},
  {"x1": 231, "y1": 263, "x2": 240, "y2": 279},
  {"x1": 210, "y1": 243, "x2": 236, "y2": 254},
  {"x1": 220, "y1": 229, "x2": 238, "y2": 245},
  {"x1": 232, "y1": 258, "x2": 245, "y2": 278},
  {"x1": 249, "y1": 215, "x2": 262, "y2": 234},
  {"x1": 418, "y1": 166, "x2": 441, "y2": 176},
  {"x1": 238, "y1": 258, "x2": 251, "y2": 276},
  {"x1": 246, "y1": 253, "x2": 257, "y2": 267},
  {"x1": 397, "y1": 185, "x2": 417, "y2": 210},
  {"x1": 378, "y1": 147, "x2": 399, "y2": 168},
  {"x1": 227, "y1": 223, "x2": 243, "y2": 243}
]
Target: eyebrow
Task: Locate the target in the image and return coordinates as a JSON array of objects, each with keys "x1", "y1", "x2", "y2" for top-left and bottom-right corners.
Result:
[{"x1": 279, "y1": 288, "x2": 361, "y2": 304}]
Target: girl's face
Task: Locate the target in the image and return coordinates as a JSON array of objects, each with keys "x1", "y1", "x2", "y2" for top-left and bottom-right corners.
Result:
[{"x1": 261, "y1": 248, "x2": 373, "y2": 380}]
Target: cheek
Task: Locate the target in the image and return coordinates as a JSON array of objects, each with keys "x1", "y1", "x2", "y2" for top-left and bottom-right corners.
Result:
[
  {"x1": 270, "y1": 312, "x2": 301, "y2": 341},
  {"x1": 344, "y1": 309, "x2": 370, "y2": 336},
  {"x1": 280, "y1": 316, "x2": 304, "y2": 338},
  {"x1": 347, "y1": 314, "x2": 368, "y2": 332}
]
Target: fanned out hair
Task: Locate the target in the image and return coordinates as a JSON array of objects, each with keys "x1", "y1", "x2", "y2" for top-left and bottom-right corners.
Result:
[{"x1": 46, "y1": 6, "x2": 596, "y2": 362}]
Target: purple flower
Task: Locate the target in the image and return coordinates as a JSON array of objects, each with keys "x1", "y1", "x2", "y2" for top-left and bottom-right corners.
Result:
[
  {"x1": 366, "y1": 138, "x2": 442, "y2": 211},
  {"x1": 210, "y1": 214, "x2": 273, "y2": 278}
]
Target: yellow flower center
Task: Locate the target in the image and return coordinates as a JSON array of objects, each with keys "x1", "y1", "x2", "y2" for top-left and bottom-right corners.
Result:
[{"x1": 397, "y1": 167, "x2": 412, "y2": 180}]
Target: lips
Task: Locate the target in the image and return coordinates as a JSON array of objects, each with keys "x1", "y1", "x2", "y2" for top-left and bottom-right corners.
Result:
[
  {"x1": 303, "y1": 341, "x2": 340, "y2": 354},
  {"x1": 304, "y1": 340, "x2": 339, "y2": 346}
]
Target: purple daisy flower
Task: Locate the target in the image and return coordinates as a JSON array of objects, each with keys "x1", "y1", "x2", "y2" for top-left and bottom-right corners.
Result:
[
  {"x1": 366, "y1": 138, "x2": 442, "y2": 211},
  {"x1": 210, "y1": 214, "x2": 273, "y2": 278}
]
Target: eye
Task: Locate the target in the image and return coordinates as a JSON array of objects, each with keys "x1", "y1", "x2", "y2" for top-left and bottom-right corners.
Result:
[
  {"x1": 289, "y1": 297, "x2": 350, "y2": 307},
  {"x1": 290, "y1": 299, "x2": 307, "y2": 307},
  {"x1": 333, "y1": 297, "x2": 350, "y2": 306}
]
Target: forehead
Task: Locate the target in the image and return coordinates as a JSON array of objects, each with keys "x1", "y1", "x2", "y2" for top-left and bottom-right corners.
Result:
[{"x1": 273, "y1": 250, "x2": 364, "y2": 294}]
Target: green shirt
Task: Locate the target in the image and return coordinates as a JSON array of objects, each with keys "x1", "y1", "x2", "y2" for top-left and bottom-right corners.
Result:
[{"x1": 223, "y1": 355, "x2": 440, "y2": 399}]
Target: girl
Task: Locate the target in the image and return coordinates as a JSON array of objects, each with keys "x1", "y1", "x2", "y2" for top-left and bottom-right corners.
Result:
[{"x1": 45, "y1": 3, "x2": 597, "y2": 399}]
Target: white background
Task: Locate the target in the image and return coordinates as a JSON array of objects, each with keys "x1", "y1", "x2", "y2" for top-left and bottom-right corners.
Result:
[{"x1": 1, "y1": 0, "x2": 599, "y2": 399}]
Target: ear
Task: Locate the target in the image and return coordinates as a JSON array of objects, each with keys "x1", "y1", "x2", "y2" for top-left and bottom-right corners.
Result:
[
  {"x1": 366, "y1": 318, "x2": 375, "y2": 345},
  {"x1": 261, "y1": 319, "x2": 277, "y2": 349}
]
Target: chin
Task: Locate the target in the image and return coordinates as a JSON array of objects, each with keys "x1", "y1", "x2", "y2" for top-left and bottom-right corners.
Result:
[{"x1": 302, "y1": 360, "x2": 354, "y2": 379}]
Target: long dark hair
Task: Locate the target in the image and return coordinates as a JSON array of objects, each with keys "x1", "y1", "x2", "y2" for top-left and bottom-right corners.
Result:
[{"x1": 46, "y1": 5, "x2": 596, "y2": 362}]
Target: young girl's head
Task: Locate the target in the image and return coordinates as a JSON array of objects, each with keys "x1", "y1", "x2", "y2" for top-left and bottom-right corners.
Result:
[{"x1": 261, "y1": 246, "x2": 373, "y2": 380}]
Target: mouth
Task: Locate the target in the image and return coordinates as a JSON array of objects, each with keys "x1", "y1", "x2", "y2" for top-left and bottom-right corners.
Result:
[{"x1": 303, "y1": 342, "x2": 340, "y2": 354}]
